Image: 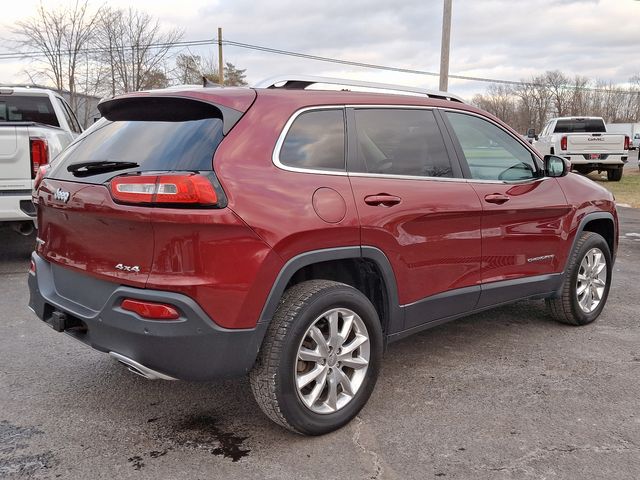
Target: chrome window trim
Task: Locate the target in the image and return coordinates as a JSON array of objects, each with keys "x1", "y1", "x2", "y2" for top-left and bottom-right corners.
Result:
[
  {"x1": 272, "y1": 104, "x2": 548, "y2": 185},
  {"x1": 272, "y1": 105, "x2": 349, "y2": 176},
  {"x1": 348, "y1": 171, "x2": 467, "y2": 183}
]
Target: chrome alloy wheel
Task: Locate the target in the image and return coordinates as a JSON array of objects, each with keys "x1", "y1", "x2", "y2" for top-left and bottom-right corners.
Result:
[
  {"x1": 295, "y1": 308, "x2": 370, "y2": 414},
  {"x1": 576, "y1": 247, "x2": 607, "y2": 313}
]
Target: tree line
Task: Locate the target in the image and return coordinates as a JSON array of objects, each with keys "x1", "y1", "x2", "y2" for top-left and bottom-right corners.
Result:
[
  {"x1": 472, "y1": 70, "x2": 640, "y2": 133},
  {"x1": 11, "y1": 1, "x2": 247, "y2": 124}
]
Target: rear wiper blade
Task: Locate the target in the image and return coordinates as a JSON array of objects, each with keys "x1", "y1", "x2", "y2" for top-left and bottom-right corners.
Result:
[{"x1": 67, "y1": 160, "x2": 139, "y2": 177}]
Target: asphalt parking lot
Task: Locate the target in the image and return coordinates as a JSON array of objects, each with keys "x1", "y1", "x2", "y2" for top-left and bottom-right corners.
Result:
[{"x1": 1, "y1": 207, "x2": 639, "y2": 480}]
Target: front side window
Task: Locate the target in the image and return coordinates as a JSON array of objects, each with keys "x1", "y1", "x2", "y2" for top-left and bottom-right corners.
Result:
[
  {"x1": 279, "y1": 109, "x2": 345, "y2": 171},
  {"x1": 446, "y1": 112, "x2": 537, "y2": 181},
  {"x1": 352, "y1": 109, "x2": 453, "y2": 178}
]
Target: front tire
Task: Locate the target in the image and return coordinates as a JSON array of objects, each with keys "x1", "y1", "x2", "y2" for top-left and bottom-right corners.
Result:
[
  {"x1": 250, "y1": 280, "x2": 383, "y2": 435},
  {"x1": 546, "y1": 232, "x2": 612, "y2": 325}
]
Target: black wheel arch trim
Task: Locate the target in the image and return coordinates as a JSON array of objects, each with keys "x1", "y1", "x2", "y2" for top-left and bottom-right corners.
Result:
[
  {"x1": 568, "y1": 211, "x2": 616, "y2": 264},
  {"x1": 551, "y1": 211, "x2": 616, "y2": 298},
  {"x1": 258, "y1": 246, "x2": 404, "y2": 335}
]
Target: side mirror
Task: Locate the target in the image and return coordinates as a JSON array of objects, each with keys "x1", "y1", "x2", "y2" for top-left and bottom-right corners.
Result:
[
  {"x1": 526, "y1": 128, "x2": 536, "y2": 138},
  {"x1": 544, "y1": 155, "x2": 570, "y2": 178}
]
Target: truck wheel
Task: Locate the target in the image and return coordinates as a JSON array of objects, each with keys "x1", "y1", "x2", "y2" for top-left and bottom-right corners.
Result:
[
  {"x1": 546, "y1": 232, "x2": 612, "y2": 326},
  {"x1": 250, "y1": 280, "x2": 383, "y2": 435},
  {"x1": 607, "y1": 167, "x2": 623, "y2": 181}
]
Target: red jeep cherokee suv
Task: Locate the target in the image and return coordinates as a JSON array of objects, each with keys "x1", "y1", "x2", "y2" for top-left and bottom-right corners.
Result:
[{"x1": 28, "y1": 76, "x2": 618, "y2": 435}]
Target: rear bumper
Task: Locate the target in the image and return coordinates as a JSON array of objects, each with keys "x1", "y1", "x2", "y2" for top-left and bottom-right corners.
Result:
[
  {"x1": 27, "y1": 253, "x2": 267, "y2": 381},
  {"x1": 563, "y1": 154, "x2": 626, "y2": 166},
  {"x1": 0, "y1": 192, "x2": 35, "y2": 222}
]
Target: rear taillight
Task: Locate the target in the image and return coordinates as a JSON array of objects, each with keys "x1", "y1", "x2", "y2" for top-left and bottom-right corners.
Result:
[
  {"x1": 121, "y1": 298, "x2": 180, "y2": 320},
  {"x1": 624, "y1": 135, "x2": 630, "y2": 150},
  {"x1": 33, "y1": 165, "x2": 49, "y2": 192},
  {"x1": 560, "y1": 136, "x2": 567, "y2": 151},
  {"x1": 29, "y1": 138, "x2": 49, "y2": 179},
  {"x1": 29, "y1": 259, "x2": 36, "y2": 275},
  {"x1": 110, "y1": 173, "x2": 220, "y2": 207}
]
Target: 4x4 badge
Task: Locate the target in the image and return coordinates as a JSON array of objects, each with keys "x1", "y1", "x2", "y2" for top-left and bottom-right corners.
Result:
[
  {"x1": 53, "y1": 188, "x2": 70, "y2": 203},
  {"x1": 115, "y1": 263, "x2": 141, "y2": 273}
]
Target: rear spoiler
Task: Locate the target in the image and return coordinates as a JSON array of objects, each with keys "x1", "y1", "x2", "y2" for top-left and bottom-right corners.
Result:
[{"x1": 97, "y1": 96, "x2": 244, "y2": 135}]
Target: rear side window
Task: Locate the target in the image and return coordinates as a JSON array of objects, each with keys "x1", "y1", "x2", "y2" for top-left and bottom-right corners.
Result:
[
  {"x1": 0, "y1": 95, "x2": 60, "y2": 127},
  {"x1": 446, "y1": 112, "x2": 537, "y2": 181},
  {"x1": 352, "y1": 109, "x2": 453, "y2": 178},
  {"x1": 553, "y1": 119, "x2": 606, "y2": 133},
  {"x1": 50, "y1": 118, "x2": 224, "y2": 182},
  {"x1": 279, "y1": 109, "x2": 345, "y2": 171}
]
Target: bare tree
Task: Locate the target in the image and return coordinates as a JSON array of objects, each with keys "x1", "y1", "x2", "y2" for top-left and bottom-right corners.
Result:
[
  {"x1": 12, "y1": 0, "x2": 102, "y2": 110},
  {"x1": 174, "y1": 54, "x2": 248, "y2": 87},
  {"x1": 174, "y1": 54, "x2": 203, "y2": 85},
  {"x1": 544, "y1": 70, "x2": 570, "y2": 117},
  {"x1": 473, "y1": 70, "x2": 640, "y2": 133},
  {"x1": 96, "y1": 7, "x2": 182, "y2": 94}
]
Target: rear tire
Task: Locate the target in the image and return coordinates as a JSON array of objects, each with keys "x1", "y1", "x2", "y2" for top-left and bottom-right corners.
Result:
[
  {"x1": 546, "y1": 232, "x2": 612, "y2": 326},
  {"x1": 250, "y1": 280, "x2": 383, "y2": 435},
  {"x1": 607, "y1": 167, "x2": 623, "y2": 181}
]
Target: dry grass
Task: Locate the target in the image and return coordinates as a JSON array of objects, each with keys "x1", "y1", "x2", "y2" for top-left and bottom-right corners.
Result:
[{"x1": 588, "y1": 167, "x2": 640, "y2": 208}]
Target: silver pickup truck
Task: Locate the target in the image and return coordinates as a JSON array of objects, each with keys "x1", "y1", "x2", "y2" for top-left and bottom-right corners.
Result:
[{"x1": 0, "y1": 86, "x2": 82, "y2": 234}]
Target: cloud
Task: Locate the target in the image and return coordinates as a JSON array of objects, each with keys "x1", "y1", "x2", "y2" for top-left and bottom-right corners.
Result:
[{"x1": 1, "y1": 0, "x2": 639, "y2": 99}]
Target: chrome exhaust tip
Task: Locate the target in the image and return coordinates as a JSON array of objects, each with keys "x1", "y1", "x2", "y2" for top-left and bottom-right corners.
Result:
[
  {"x1": 109, "y1": 352, "x2": 177, "y2": 381},
  {"x1": 11, "y1": 221, "x2": 35, "y2": 236}
]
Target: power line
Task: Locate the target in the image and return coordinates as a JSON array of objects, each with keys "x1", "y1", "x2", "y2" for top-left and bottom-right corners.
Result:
[
  {"x1": 0, "y1": 38, "x2": 215, "y2": 60},
  {"x1": 1, "y1": 37, "x2": 639, "y2": 94}
]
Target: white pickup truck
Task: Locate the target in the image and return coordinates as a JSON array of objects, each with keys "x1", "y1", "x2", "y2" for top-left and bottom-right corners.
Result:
[
  {"x1": 532, "y1": 116, "x2": 629, "y2": 181},
  {"x1": 0, "y1": 86, "x2": 82, "y2": 234}
]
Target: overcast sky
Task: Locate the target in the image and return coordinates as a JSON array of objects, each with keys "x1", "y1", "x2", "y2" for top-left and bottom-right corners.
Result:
[{"x1": 1, "y1": 0, "x2": 639, "y2": 99}]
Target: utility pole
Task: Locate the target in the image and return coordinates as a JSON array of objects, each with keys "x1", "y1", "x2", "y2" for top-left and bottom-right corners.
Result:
[
  {"x1": 439, "y1": 0, "x2": 452, "y2": 92},
  {"x1": 218, "y1": 27, "x2": 224, "y2": 86}
]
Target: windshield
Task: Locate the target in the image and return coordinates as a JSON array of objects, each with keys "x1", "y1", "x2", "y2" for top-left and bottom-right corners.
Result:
[
  {"x1": 553, "y1": 119, "x2": 606, "y2": 133},
  {"x1": 0, "y1": 95, "x2": 60, "y2": 127}
]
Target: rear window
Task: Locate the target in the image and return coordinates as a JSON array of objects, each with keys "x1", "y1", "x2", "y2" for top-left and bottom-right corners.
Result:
[
  {"x1": 0, "y1": 95, "x2": 60, "y2": 127},
  {"x1": 554, "y1": 119, "x2": 606, "y2": 133},
  {"x1": 49, "y1": 118, "x2": 224, "y2": 182}
]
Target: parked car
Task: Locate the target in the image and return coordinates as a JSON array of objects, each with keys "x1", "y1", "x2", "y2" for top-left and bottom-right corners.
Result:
[
  {"x1": 606, "y1": 123, "x2": 639, "y2": 151},
  {"x1": 633, "y1": 133, "x2": 640, "y2": 151},
  {"x1": 533, "y1": 116, "x2": 629, "y2": 181},
  {"x1": 0, "y1": 86, "x2": 82, "y2": 235},
  {"x1": 28, "y1": 76, "x2": 618, "y2": 435}
]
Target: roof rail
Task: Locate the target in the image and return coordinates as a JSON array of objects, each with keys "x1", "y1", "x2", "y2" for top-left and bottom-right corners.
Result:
[{"x1": 253, "y1": 75, "x2": 464, "y2": 103}]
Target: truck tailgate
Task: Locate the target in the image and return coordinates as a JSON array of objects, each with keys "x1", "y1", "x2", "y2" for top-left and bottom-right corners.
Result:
[
  {"x1": 567, "y1": 134, "x2": 625, "y2": 153},
  {"x1": 0, "y1": 126, "x2": 31, "y2": 191}
]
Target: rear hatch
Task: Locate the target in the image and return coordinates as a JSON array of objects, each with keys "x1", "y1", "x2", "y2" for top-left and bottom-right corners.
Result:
[
  {"x1": 35, "y1": 91, "x2": 254, "y2": 287},
  {"x1": 0, "y1": 126, "x2": 31, "y2": 189},
  {"x1": 1, "y1": 92, "x2": 60, "y2": 190},
  {"x1": 566, "y1": 134, "x2": 626, "y2": 154}
]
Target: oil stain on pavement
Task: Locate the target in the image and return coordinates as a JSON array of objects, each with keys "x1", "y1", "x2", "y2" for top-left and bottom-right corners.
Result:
[
  {"x1": 127, "y1": 413, "x2": 250, "y2": 470},
  {"x1": 0, "y1": 420, "x2": 54, "y2": 477}
]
